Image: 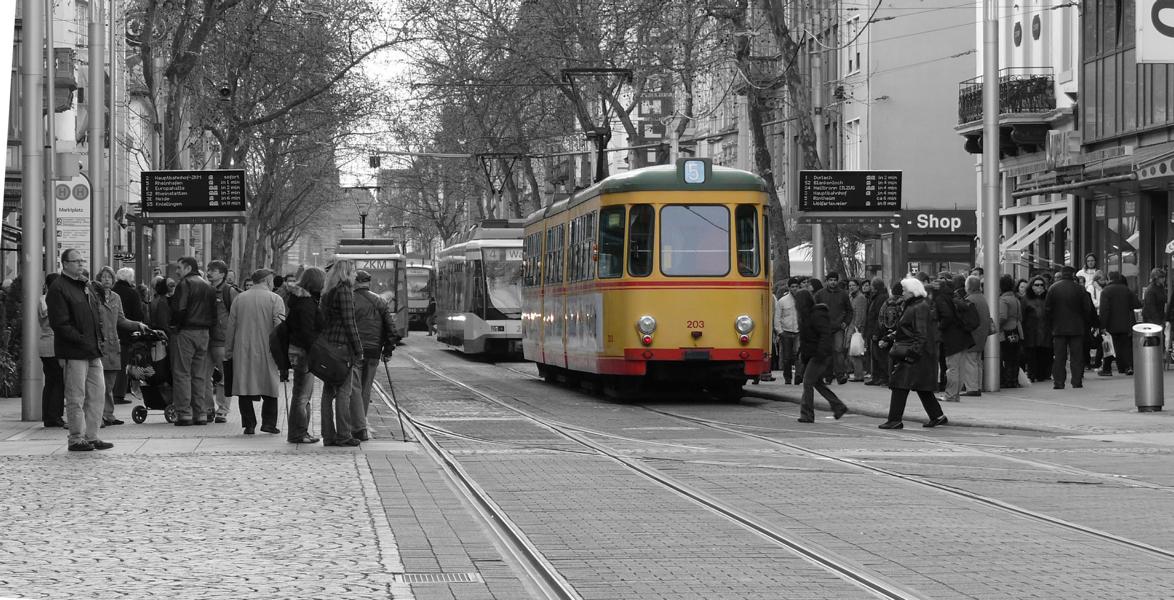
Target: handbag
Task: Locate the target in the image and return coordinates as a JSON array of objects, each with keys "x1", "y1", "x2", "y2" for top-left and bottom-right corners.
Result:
[
  {"x1": 308, "y1": 336, "x2": 352, "y2": 385},
  {"x1": 889, "y1": 341, "x2": 917, "y2": 362}
]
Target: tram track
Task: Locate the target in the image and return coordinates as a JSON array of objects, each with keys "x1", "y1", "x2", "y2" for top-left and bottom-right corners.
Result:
[
  {"x1": 400, "y1": 356, "x2": 938, "y2": 600},
  {"x1": 388, "y1": 350, "x2": 1174, "y2": 598}
]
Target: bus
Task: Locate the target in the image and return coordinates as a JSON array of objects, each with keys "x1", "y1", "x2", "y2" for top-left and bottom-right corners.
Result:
[
  {"x1": 435, "y1": 220, "x2": 525, "y2": 354},
  {"x1": 333, "y1": 239, "x2": 410, "y2": 339},
  {"x1": 405, "y1": 259, "x2": 435, "y2": 330}
]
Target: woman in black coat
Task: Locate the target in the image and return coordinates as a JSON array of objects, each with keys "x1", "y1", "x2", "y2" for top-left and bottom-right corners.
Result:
[
  {"x1": 879, "y1": 277, "x2": 948, "y2": 429},
  {"x1": 794, "y1": 289, "x2": 849, "y2": 423},
  {"x1": 284, "y1": 267, "x2": 325, "y2": 445}
]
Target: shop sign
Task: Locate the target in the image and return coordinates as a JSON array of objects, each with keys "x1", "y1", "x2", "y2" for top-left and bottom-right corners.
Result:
[
  {"x1": 54, "y1": 174, "x2": 91, "y2": 262},
  {"x1": 1137, "y1": 0, "x2": 1174, "y2": 64},
  {"x1": 903, "y1": 210, "x2": 977, "y2": 234}
]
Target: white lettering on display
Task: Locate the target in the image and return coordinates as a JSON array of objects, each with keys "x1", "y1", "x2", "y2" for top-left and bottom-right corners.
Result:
[{"x1": 915, "y1": 213, "x2": 964, "y2": 232}]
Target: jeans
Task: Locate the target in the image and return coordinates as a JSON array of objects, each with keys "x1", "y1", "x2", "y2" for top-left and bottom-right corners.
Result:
[
  {"x1": 1053, "y1": 334, "x2": 1085, "y2": 386},
  {"x1": 62, "y1": 358, "x2": 105, "y2": 444},
  {"x1": 831, "y1": 329, "x2": 848, "y2": 378},
  {"x1": 776, "y1": 332, "x2": 798, "y2": 382},
  {"x1": 799, "y1": 356, "x2": 847, "y2": 420},
  {"x1": 172, "y1": 329, "x2": 212, "y2": 421},
  {"x1": 41, "y1": 357, "x2": 65, "y2": 425},
  {"x1": 288, "y1": 348, "x2": 315, "y2": 441},
  {"x1": 321, "y1": 364, "x2": 359, "y2": 444},
  {"x1": 351, "y1": 357, "x2": 379, "y2": 437},
  {"x1": 209, "y1": 344, "x2": 230, "y2": 417},
  {"x1": 960, "y1": 349, "x2": 982, "y2": 393},
  {"x1": 943, "y1": 351, "x2": 963, "y2": 402},
  {"x1": 102, "y1": 369, "x2": 120, "y2": 420}
]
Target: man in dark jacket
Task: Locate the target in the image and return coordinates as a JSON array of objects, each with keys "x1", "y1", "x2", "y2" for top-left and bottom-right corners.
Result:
[
  {"x1": 1141, "y1": 267, "x2": 1167, "y2": 326},
  {"x1": 813, "y1": 272, "x2": 854, "y2": 384},
  {"x1": 284, "y1": 268, "x2": 324, "y2": 445},
  {"x1": 170, "y1": 256, "x2": 219, "y2": 425},
  {"x1": 111, "y1": 267, "x2": 144, "y2": 406},
  {"x1": 933, "y1": 276, "x2": 974, "y2": 402},
  {"x1": 1045, "y1": 265, "x2": 1097, "y2": 389},
  {"x1": 796, "y1": 293, "x2": 849, "y2": 423},
  {"x1": 207, "y1": 260, "x2": 239, "y2": 423},
  {"x1": 351, "y1": 270, "x2": 399, "y2": 440},
  {"x1": 863, "y1": 277, "x2": 890, "y2": 386},
  {"x1": 1098, "y1": 271, "x2": 1141, "y2": 376},
  {"x1": 47, "y1": 249, "x2": 119, "y2": 451}
]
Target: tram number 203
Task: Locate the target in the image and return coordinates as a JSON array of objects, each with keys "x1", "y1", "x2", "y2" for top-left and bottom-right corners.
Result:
[{"x1": 686, "y1": 320, "x2": 705, "y2": 329}]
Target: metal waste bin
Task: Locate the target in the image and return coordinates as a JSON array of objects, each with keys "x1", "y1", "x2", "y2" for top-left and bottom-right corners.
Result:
[{"x1": 1133, "y1": 323, "x2": 1164, "y2": 412}]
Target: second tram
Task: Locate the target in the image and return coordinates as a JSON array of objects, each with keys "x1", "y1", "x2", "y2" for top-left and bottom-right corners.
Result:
[
  {"x1": 334, "y1": 238, "x2": 410, "y2": 338},
  {"x1": 521, "y1": 158, "x2": 772, "y2": 399},
  {"x1": 435, "y1": 220, "x2": 525, "y2": 354},
  {"x1": 406, "y1": 259, "x2": 435, "y2": 330}
]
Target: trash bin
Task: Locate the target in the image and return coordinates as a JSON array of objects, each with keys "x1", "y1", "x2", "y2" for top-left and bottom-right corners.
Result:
[{"x1": 1133, "y1": 323, "x2": 1164, "y2": 412}]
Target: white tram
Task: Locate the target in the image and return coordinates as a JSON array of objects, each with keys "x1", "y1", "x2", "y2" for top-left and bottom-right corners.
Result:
[{"x1": 435, "y1": 220, "x2": 525, "y2": 354}]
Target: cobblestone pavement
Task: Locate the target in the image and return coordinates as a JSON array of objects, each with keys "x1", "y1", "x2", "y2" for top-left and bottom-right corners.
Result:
[{"x1": 0, "y1": 451, "x2": 401, "y2": 599}]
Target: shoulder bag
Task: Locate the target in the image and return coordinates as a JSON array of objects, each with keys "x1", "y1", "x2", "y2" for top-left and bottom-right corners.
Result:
[{"x1": 308, "y1": 336, "x2": 351, "y2": 385}]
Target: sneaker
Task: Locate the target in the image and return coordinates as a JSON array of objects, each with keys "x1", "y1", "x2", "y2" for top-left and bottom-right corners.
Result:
[
  {"x1": 89, "y1": 440, "x2": 114, "y2": 450},
  {"x1": 68, "y1": 442, "x2": 93, "y2": 452},
  {"x1": 214, "y1": 416, "x2": 227, "y2": 423},
  {"x1": 796, "y1": 417, "x2": 814, "y2": 423}
]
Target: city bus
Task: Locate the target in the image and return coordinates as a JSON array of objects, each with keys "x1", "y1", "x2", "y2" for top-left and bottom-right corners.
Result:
[{"x1": 333, "y1": 238, "x2": 410, "y2": 339}]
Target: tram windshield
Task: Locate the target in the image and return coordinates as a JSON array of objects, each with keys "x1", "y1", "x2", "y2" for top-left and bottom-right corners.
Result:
[
  {"x1": 660, "y1": 205, "x2": 730, "y2": 276},
  {"x1": 348, "y1": 258, "x2": 401, "y2": 305},
  {"x1": 406, "y1": 267, "x2": 432, "y2": 302},
  {"x1": 483, "y1": 248, "x2": 523, "y2": 317}
]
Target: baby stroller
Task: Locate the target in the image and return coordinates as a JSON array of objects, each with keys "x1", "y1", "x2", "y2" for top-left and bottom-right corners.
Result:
[{"x1": 125, "y1": 329, "x2": 177, "y2": 424}]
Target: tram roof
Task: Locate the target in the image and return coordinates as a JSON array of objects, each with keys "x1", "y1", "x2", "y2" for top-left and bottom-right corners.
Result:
[{"x1": 524, "y1": 162, "x2": 767, "y2": 225}]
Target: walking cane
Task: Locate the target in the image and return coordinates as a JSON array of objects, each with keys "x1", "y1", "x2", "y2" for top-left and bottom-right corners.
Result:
[{"x1": 382, "y1": 358, "x2": 409, "y2": 442}]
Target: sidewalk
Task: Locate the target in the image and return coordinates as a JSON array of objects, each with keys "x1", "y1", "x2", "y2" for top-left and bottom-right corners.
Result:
[{"x1": 747, "y1": 366, "x2": 1174, "y2": 438}]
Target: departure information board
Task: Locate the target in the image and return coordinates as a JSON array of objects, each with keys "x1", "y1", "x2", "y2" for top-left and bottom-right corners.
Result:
[
  {"x1": 141, "y1": 170, "x2": 246, "y2": 213},
  {"x1": 798, "y1": 170, "x2": 902, "y2": 211}
]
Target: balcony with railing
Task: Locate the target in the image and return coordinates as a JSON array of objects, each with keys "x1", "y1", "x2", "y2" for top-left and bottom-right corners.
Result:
[{"x1": 957, "y1": 67, "x2": 1056, "y2": 125}]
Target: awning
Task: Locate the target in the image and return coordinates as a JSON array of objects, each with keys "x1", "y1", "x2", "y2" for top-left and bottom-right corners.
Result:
[{"x1": 1001, "y1": 212, "x2": 1066, "y2": 253}]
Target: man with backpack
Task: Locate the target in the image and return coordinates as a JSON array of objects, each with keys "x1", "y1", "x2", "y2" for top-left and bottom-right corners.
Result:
[
  {"x1": 207, "y1": 260, "x2": 240, "y2": 423},
  {"x1": 934, "y1": 274, "x2": 976, "y2": 402},
  {"x1": 871, "y1": 281, "x2": 905, "y2": 387}
]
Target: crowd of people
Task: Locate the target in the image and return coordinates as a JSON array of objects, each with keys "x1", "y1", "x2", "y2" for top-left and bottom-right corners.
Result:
[
  {"x1": 772, "y1": 256, "x2": 1174, "y2": 428},
  {"x1": 40, "y1": 249, "x2": 399, "y2": 451}
]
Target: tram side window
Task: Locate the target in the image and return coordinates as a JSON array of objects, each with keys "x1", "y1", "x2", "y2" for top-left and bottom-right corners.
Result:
[
  {"x1": 554, "y1": 224, "x2": 565, "y2": 283},
  {"x1": 569, "y1": 218, "x2": 582, "y2": 282},
  {"x1": 585, "y1": 211, "x2": 596, "y2": 280},
  {"x1": 628, "y1": 205, "x2": 654, "y2": 277},
  {"x1": 598, "y1": 206, "x2": 625, "y2": 278},
  {"x1": 735, "y1": 205, "x2": 761, "y2": 276}
]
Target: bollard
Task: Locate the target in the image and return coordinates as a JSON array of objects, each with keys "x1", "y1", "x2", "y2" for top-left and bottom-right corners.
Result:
[{"x1": 1132, "y1": 323, "x2": 1164, "y2": 412}]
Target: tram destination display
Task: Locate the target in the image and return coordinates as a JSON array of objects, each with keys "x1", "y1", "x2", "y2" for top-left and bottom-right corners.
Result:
[
  {"x1": 141, "y1": 170, "x2": 246, "y2": 213},
  {"x1": 799, "y1": 170, "x2": 902, "y2": 212}
]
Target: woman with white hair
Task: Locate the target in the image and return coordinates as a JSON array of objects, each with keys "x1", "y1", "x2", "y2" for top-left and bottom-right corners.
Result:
[
  {"x1": 878, "y1": 277, "x2": 948, "y2": 429},
  {"x1": 111, "y1": 267, "x2": 145, "y2": 405}
]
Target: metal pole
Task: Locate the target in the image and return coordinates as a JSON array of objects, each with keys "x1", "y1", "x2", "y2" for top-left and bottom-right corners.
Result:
[
  {"x1": 981, "y1": 0, "x2": 1002, "y2": 392},
  {"x1": 360, "y1": 214, "x2": 366, "y2": 239},
  {"x1": 21, "y1": 0, "x2": 47, "y2": 421},
  {"x1": 108, "y1": 0, "x2": 118, "y2": 265},
  {"x1": 88, "y1": 0, "x2": 105, "y2": 269},
  {"x1": 43, "y1": 0, "x2": 56, "y2": 274},
  {"x1": 810, "y1": 51, "x2": 824, "y2": 277}
]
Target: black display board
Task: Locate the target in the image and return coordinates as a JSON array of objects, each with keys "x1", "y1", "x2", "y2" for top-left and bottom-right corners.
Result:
[
  {"x1": 798, "y1": 170, "x2": 902, "y2": 211},
  {"x1": 141, "y1": 170, "x2": 246, "y2": 213}
]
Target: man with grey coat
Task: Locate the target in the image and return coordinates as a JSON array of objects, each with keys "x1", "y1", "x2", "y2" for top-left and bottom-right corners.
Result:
[{"x1": 226, "y1": 269, "x2": 286, "y2": 435}]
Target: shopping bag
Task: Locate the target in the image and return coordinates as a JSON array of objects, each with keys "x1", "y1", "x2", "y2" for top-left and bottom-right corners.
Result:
[
  {"x1": 848, "y1": 331, "x2": 866, "y2": 357},
  {"x1": 1101, "y1": 332, "x2": 1115, "y2": 359},
  {"x1": 1017, "y1": 367, "x2": 1031, "y2": 388}
]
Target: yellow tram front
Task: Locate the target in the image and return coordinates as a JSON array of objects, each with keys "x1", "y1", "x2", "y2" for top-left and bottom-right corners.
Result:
[{"x1": 523, "y1": 158, "x2": 773, "y2": 397}]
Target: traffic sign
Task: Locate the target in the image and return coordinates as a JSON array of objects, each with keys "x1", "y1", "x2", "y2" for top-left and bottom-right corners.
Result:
[
  {"x1": 799, "y1": 170, "x2": 902, "y2": 212},
  {"x1": 141, "y1": 170, "x2": 246, "y2": 213}
]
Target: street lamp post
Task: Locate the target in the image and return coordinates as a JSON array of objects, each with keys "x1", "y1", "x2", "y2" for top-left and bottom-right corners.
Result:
[{"x1": 343, "y1": 187, "x2": 377, "y2": 239}]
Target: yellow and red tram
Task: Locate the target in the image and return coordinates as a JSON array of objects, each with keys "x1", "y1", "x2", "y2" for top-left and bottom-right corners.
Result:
[{"x1": 522, "y1": 158, "x2": 773, "y2": 399}]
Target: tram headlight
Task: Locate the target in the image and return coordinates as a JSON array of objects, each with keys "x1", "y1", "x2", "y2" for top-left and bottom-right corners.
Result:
[
  {"x1": 637, "y1": 315, "x2": 657, "y2": 335},
  {"x1": 735, "y1": 315, "x2": 754, "y2": 335}
]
